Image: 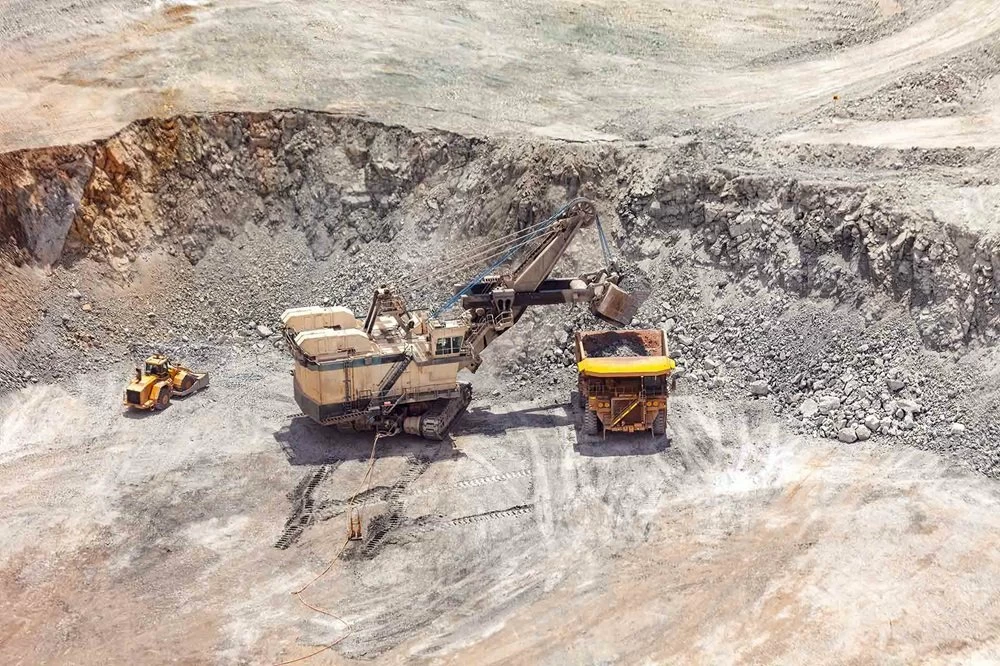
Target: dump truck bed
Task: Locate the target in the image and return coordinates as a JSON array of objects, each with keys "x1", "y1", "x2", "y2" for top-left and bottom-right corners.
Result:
[{"x1": 575, "y1": 329, "x2": 669, "y2": 363}]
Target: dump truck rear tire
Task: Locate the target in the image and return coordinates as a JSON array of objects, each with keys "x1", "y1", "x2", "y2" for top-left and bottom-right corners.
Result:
[
  {"x1": 652, "y1": 409, "x2": 666, "y2": 436},
  {"x1": 583, "y1": 409, "x2": 600, "y2": 436}
]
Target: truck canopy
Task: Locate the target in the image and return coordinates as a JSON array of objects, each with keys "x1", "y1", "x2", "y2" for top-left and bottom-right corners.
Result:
[{"x1": 578, "y1": 356, "x2": 675, "y2": 377}]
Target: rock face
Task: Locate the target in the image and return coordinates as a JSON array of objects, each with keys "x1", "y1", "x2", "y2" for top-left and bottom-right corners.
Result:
[
  {"x1": 1, "y1": 112, "x2": 481, "y2": 268},
  {"x1": 3, "y1": 110, "x2": 1000, "y2": 353},
  {"x1": 619, "y1": 167, "x2": 1000, "y2": 351},
  {"x1": 0, "y1": 145, "x2": 92, "y2": 265}
]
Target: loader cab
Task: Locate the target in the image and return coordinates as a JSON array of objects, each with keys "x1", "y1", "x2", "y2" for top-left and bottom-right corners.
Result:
[{"x1": 144, "y1": 358, "x2": 170, "y2": 377}]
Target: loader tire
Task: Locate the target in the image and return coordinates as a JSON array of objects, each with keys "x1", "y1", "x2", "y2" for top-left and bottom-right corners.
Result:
[
  {"x1": 155, "y1": 386, "x2": 172, "y2": 411},
  {"x1": 652, "y1": 409, "x2": 667, "y2": 436},
  {"x1": 583, "y1": 409, "x2": 600, "y2": 436}
]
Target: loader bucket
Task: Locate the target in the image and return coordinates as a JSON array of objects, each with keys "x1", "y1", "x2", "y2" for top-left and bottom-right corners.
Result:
[
  {"x1": 592, "y1": 284, "x2": 648, "y2": 325},
  {"x1": 174, "y1": 372, "x2": 210, "y2": 397}
]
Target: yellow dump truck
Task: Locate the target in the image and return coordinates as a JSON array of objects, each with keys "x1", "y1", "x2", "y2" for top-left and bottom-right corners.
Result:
[{"x1": 575, "y1": 330, "x2": 675, "y2": 436}]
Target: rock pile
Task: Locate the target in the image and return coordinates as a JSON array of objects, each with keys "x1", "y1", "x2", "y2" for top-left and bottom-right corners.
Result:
[{"x1": 581, "y1": 330, "x2": 657, "y2": 358}]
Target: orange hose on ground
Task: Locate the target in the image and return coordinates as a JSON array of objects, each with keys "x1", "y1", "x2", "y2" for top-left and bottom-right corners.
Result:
[{"x1": 274, "y1": 432, "x2": 383, "y2": 665}]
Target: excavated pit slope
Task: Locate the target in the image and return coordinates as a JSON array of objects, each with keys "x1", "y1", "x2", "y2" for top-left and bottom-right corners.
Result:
[{"x1": 3, "y1": 110, "x2": 1000, "y2": 349}]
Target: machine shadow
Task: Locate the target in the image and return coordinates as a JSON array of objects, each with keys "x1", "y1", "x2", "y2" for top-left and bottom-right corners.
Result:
[
  {"x1": 121, "y1": 408, "x2": 159, "y2": 420},
  {"x1": 454, "y1": 403, "x2": 669, "y2": 456},
  {"x1": 274, "y1": 416, "x2": 464, "y2": 466},
  {"x1": 452, "y1": 403, "x2": 577, "y2": 436},
  {"x1": 573, "y1": 430, "x2": 670, "y2": 457}
]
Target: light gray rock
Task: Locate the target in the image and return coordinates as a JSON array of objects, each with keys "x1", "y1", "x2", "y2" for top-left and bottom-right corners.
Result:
[
  {"x1": 950, "y1": 422, "x2": 966, "y2": 435},
  {"x1": 818, "y1": 395, "x2": 841, "y2": 415},
  {"x1": 855, "y1": 425, "x2": 872, "y2": 441},
  {"x1": 838, "y1": 428, "x2": 858, "y2": 443},
  {"x1": 887, "y1": 378, "x2": 906, "y2": 392},
  {"x1": 68, "y1": 288, "x2": 83, "y2": 300},
  {"x1": 256, "y1": 325, "x2": 274, "y2": 338},
  {"x1": 749, "y1": 380, "x2": 770, "y2": 396},
  {"x1": 800, "y1": 398, "x2": 819, "y2": 418},
  {"x1": 864, "y1": 415, "x2": 881, "y2": 432}
]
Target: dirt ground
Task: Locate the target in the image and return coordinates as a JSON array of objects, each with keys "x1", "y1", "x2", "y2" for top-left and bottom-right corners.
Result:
[
  {"x1": 4, "y1": 0, "x2": 1000, "y2": 664},
  {"x1": 4, "y1": 357, "x2": 1000, "y2": 664},
  {"x1": 2, "y1": 0, "x2": 1000, "y2": 150}
]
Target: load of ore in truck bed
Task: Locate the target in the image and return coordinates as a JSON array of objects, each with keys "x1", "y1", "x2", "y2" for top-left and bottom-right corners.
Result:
[{"x1": 580, "y1": 330, "x2": 662, "y2": 358}]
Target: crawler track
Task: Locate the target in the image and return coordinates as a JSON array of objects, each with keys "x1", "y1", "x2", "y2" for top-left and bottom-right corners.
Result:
[
  {"x1": 362, "y1": 455, "x2": 431, "y2": 557},
  {"x1": 274, "y1": 463, "x2": 337, "y2": 550},
  {"x1": 449, "y1": 504, "x2": 535, "y2": 526}
]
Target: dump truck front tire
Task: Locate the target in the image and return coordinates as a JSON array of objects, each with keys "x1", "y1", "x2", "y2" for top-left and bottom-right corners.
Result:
[{"x1": 583, "y1": 409, "x2": 600, "y2": 436}]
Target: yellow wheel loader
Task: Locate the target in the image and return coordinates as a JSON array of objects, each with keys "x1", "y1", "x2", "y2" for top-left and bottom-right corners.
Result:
[{"x1": 123, "y1": 354, "x2": 209, "y2": 411}]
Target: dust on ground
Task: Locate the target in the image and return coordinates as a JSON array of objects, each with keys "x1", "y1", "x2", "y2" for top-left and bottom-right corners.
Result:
[
  {"x1": 2, "y1": 0, "x2": 1000, "y2": 149},
  {"x1": 4, "y1": 368, "x2": 1000, "y2": 664}
]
